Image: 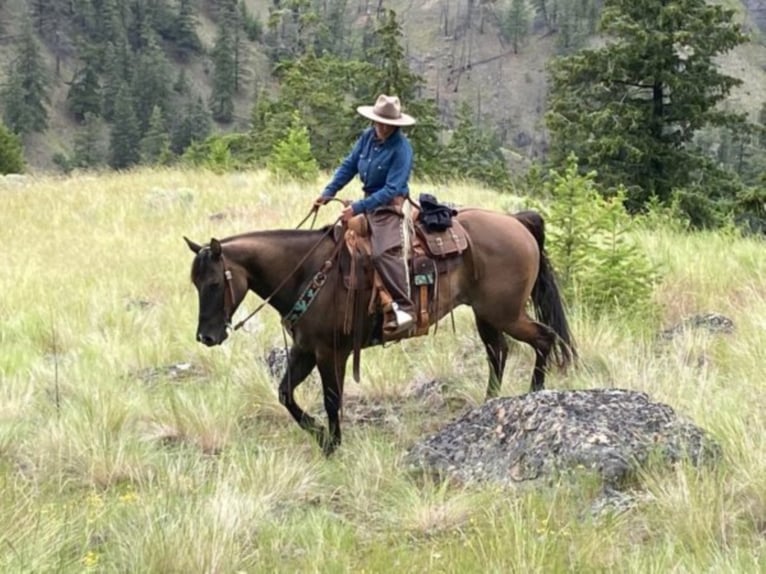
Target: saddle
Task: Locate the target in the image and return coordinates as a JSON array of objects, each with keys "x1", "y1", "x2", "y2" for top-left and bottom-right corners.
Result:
[
  {"x1": 330, "y1": 196, "x2": 470, "y2": 383},
  {"x1": 339, "y1": 205, "x2": 469, "y2": 340}
]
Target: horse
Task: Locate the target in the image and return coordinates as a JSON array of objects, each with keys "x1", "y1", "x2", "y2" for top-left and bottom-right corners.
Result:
[{"x1": 184, "y1": 208, "x2": 575, "y2": 455}]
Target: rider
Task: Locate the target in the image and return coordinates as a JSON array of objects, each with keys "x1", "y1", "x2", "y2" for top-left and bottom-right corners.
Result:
[{"x1": 314, "y1": 94, "x2": 416, "y2": 334}]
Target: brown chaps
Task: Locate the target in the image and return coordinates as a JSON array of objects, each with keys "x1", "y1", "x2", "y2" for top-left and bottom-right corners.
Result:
[{"x1": 367, "y1": 206, "x2": 413, "y2": 313}]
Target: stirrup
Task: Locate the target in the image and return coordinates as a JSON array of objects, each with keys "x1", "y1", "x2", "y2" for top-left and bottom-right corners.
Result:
[{"x1": 384, "y1": 302, "x2": 414, "y2": 334}]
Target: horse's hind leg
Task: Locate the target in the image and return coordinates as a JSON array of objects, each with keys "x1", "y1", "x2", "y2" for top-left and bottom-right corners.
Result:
[
  {"x1": 504, "y1": 314, "x2": 557, "y2": 392},
  {"x1": 475, "y1": 316, "x2": 509, "y2": 399},
  {"x1": 278, "y1": 347, "x2": 326, "y2": 444}
]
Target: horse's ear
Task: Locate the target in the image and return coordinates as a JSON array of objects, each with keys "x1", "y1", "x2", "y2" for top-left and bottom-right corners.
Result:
[
  {"x1": 184, "y1": 236, "x2": 202, "y2": 254},
  {"x1": 210, "y1": 238, "x2": 222, "y2": 259}
]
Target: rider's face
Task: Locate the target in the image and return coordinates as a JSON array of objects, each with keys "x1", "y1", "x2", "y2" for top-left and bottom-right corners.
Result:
[{"x1": 373, "y1": 121, "x2": 396, "y2": 141}]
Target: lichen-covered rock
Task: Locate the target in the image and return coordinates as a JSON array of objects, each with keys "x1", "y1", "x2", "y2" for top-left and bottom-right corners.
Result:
[
  {"x1": 658, "y1": 313, "x2": 735, "y2": 341},
  {"x1": 406, "y1": 389, "x2": 721, "y2": 488}
]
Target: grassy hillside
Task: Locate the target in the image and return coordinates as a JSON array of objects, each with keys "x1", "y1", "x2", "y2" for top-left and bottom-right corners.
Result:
[{"x1": 1, "y1": 169, "x2": 765, "y2": 571}]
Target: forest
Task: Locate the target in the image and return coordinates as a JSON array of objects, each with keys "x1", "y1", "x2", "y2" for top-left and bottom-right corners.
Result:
[{"x1": 0, "y1": 0, "x2": 765, "y2": 229}]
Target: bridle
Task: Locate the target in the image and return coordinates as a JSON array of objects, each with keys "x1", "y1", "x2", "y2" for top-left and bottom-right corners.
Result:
[
  {"x1": 214, "y1": 205, "x2": 345, "y2": 333},
  {"x1": 222, "y1": 267, "x2": 236, "y2": 326}
]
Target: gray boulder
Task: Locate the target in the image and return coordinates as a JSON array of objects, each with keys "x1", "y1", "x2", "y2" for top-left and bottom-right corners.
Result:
[{"x1": 406, "y1": 389, "x2": 721, "y2": 488}]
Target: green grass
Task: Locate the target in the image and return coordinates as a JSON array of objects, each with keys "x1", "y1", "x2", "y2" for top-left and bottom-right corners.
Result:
[{"x1": 1, "y1": 169, "x2": 765, "y2": 572}]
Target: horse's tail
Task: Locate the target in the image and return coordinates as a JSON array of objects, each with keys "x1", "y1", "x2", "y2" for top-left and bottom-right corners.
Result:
[{"x1": 514, "y1": 210, "x2": 576, "y2": 369}]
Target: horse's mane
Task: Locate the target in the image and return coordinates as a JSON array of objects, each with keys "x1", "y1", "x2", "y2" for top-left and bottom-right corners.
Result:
[
  {"x1": 191, "y1": 225, "x2": 335, "y2": 282},
  {"x1": 221, "y1": 225, "x2": 333, "y2": 245}
]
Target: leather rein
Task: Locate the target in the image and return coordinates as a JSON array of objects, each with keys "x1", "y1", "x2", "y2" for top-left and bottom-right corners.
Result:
[{"x1": 220, "y1": 202, "x2": 345, "y2": 332}]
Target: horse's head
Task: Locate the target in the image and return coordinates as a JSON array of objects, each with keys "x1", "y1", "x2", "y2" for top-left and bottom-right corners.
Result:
[{"x1": 184, "y1": 236, "x2": 246, "y2": 346}]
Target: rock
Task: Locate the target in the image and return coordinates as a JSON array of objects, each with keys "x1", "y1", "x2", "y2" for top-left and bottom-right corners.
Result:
[
  {"x1": 265, "y1": 347, "x2": 289, "y2": 380},
  {"x1": 406, "y1": 389, "x2": 721, "y2": 489},
  {"x1": 658, "y1": 312, "x2": 735, "y2": 341}
]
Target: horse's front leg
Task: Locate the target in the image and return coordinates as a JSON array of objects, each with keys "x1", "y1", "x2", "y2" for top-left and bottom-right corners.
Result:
[
  {"x1": 278, "y1": 347, "x2": 326, "y2": 445},
  {"x1": 316, "y1": 347, "x2": 350, "y2": 456}
]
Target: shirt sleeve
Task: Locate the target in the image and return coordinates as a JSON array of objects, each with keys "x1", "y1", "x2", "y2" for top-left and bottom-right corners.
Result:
[
  {"x1": 351, "y1": 140, "x2": 413, "y2": 214},
  {"x1": 321, "y1": 133, "x2": 365, "y2": 199}
]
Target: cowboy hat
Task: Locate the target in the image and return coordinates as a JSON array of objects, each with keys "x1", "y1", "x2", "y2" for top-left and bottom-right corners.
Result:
[{"x1": 357, "y1": 94, "x2": 416, "y2": 126}]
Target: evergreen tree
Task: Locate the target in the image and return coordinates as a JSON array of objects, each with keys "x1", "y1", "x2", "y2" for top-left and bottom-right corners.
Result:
[
  {"x1": 101, "y1": 40, "x2": 133, "y2": 122},
  {"x1": 443, "y1": 102, "x2": 512, "y2": 190},
  {"x1": 95, "y1": 0, "x2": 121, "y2": 45},
  {"x1": 109, "y1": 84, "x2": 141, "y2": 169},
  {"x1": 171, "y1": 96, "x2": 212, "y2": 154},
  {"x1": 1, "y1": 21, "x2": 50, "y2": 135},
  {"x1": 131, "y1": 35, "x2": 172, "y2": 132},
  {"x1": 140, "y1": 105, "x2": 171, "y2": 164},
  {"x1": 314, "y1": 0, "x2": 349, "y2": 56},
  {"x1": 265, "y1": 0, "x2": 320, "y2": 61},
  {"x1": 273, "y1": 54, "x2": 367, "y2": 168},
  {"x1": 70, "y1": 0, "x2": 98, "y2": 39},
  {"x1": 541, "y1": 154, "x2": 659, "y2": 317},
  {"x1": 173, "y1": 68, "x2": 191, "y2": 95},
  {"x1": 363, "y1": 10, "x2": 420, "y2": 102},
  {"x1": 240, "y1": 1, "x2": 263, "y2": 42},
  {"x1": 363, "y1": 10, "x2": 442, "y2": 178},
  {"x1": 30, "y1": 0, "x2": 68, "y2": 74},
  {"x1": 546, "y1": 0, "x2": 748, "y2": 211},
  {"x1": 0, "y1": 121, "x2": 25, "y2": 174},
  {"x1": 502, "y1": 0, "x2": 530, "y2": 54},
  {"x1": 267, "y1": 111, "x2": 319, "y2": 181},
  {"x1": 172, "y1": 0, "x2": 202, "y2": 59},
  {"x1": 66, "y1": 56, "x2": 102, "y2": 122},
  {"x1": 209, "y1": 1, "x2": 239, "y2": 123},
  {"x1": 72, "y1": 112, "x2": 104, "y2": 168}
]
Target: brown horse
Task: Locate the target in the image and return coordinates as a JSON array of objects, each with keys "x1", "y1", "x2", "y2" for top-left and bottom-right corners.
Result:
[{"x1": 184, "y1": 208, "x2": 575, "y2": 454}]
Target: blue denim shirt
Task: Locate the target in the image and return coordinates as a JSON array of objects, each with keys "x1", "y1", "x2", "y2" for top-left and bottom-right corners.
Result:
[{"x1": 321, "y1": 127, "x2": 413, "y2": 214}]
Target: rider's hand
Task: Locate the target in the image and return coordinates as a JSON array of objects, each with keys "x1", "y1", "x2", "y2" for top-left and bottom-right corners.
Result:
[
  {"x1": 313, "y1": 195, "x2": 330, "y2": 209},
  {"x1": 340, "y1": 205, "x2": 355, "y2": 222}
]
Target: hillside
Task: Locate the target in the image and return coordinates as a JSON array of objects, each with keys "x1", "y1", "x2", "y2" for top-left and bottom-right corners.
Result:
[{"x1": 1, "y1": 0, "x2": 765, "y2": 172}]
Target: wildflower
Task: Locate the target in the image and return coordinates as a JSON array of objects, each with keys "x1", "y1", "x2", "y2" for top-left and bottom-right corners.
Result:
[{"x1": 81, "y1": 550, "x2": 99, "y2": 568}]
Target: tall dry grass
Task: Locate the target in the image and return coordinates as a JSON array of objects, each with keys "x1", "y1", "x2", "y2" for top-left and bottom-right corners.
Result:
[{"x1": 0, "y1": 169, "x2": 764, "y2": 573}]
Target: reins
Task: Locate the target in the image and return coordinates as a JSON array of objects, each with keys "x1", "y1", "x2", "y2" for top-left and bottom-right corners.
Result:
[{"x1": 230, "y1": 203, "x2": 343, "y2": 332}]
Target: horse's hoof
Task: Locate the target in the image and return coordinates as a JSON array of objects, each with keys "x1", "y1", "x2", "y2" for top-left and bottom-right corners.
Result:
[{"x1": 322, "y1": 440, "x2": 340, "y2": 457}]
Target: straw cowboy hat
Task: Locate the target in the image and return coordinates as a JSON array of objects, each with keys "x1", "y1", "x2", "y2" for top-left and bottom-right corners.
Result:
[{"x1": 357, "y1": 94, "x2": 416, "y2": 126}]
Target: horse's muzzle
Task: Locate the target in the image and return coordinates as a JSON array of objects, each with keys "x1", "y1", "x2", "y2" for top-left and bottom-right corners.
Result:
[{"x1": 197, "y1": 330, "x2": 228, "y2": 346}]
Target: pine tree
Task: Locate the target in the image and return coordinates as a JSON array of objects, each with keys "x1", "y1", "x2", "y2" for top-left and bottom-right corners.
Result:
[
  {"x1": 267, "y1": 111, "x2": 319, "y2": 181},
  {"x1": 173, "y1": 0, "x2": 202, "y2": 59},
  {"x1": 66, "y1": 55, "x2": 102, "y2": 122},
  {"x1": 444, "y1": 102, "x2": 511, "y2": 190},
  {"x1": 140, "y1": 105, "x2": 171, "y2": 164},
  {"x1": 109, "y1": 84, "x2": 140, "y2": 169},
  {"x1": 171, "y1": 96, "x2": 212, "y2": 154},
  {"x1": 30, "y1": 0, "x2": 68, "y2": 74},
  {"x1": 95, "y1": 0, "x2": 121, "y2": 44},
  {"x1": 1, "y1": 21, "x2": 50, "y2": 135},
  {"x1": 131, "y1": 35, "x2": 171, "y2": 132},
  {"x1": 364, "y1": 10, "x2": 420, "y2": 101},
  {"x1": 101, "y1": 40, "x2": 133, "y2": 122},
  {"x1": 0, "y1": 121, "x2": 25, "y2": 174},
  {"x1": 274, "y1": 54, "x2": 364, "y2": 168},
  {"x1": 72, "y1": 112, "x2": 104, "y2": 168},
  {"x1": 209, "y1": 1, "x2": 238, "y2": 123},
  {"x1": 546, "y1": 0, "x2": 748, "y2": 210},
  {"x1": 363, "y1": 10, "x2": 442, "y2": 178},
  {"x1": 502, "y1": 0, "x2": 530, "y2": 54}
]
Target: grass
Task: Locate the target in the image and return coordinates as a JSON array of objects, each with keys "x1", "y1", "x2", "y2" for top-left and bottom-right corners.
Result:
[{"x1": 1, "y1": 168, "x2": 765, "y2": 572}]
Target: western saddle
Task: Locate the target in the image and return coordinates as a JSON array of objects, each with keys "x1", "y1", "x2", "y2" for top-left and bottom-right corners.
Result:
[{"x1": 339, "y1": 202, "x2": 469, "y2": 347}]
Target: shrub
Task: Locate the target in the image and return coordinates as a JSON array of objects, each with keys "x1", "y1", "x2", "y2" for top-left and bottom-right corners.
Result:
[
  {"x1": 539, "y1": 155, "x2": 660, "y2": 321},
  {"x1": 267, "y1": 112, "x2": 319, "y2": 182},
  {"x1": 0, "y1": 121, "x2": 24, "y2": 174}
]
